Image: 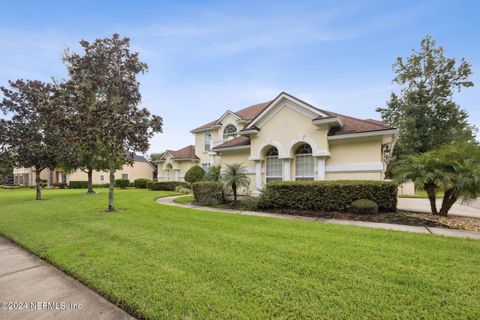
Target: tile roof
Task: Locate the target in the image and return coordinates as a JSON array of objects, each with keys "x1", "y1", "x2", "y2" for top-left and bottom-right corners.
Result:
[
  {"x1": 191, "y1": 101, "x2": 271, "y2": 132},
  {"x1": 163, "y1": 145, "x2": 199, "y2": 160},
  {"x1": 191, "y1": 92, "x2": 394, "y2": 140},
  {"x1": 212, "y1": 136, "x2": 251, "y2": 150}
]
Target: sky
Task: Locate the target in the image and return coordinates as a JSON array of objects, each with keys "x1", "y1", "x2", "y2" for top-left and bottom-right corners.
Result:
[{"x1": 1, "y1": 0, "x2": 479, "y2": 154}]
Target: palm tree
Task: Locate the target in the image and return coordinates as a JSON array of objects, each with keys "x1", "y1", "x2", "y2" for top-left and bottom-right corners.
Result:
[
  {"x1": 221, "y1": 164, "x2": 250, "y2": 202},
  {"x1": 204, "y1": 165, "x2": 221, "y2": 182},
  {"x1": 394, "y1": 143, "x2": 480, "y2": 215}
]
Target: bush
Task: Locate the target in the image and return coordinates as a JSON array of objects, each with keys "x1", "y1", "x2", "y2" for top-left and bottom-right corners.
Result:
[
  {"x1": 115, "y1": 179, "x2": 130, "y2": 189},
  {"x1": 192, "y1": 181, "x2": 224, "y2": 206},
  {"x1": 134, "y1": 178, "x2": 151, "y2": 189},
  {"x1": 69, "y1": 181, "x2": 88, "y2": 189},
  {"x1": 184, "y1": 166, "x2": 205, "y2": 184},
  {"x1": 92, "y1": 183, "x2": 110, "y2": 188},
  {"x1": 351, "y1": 199, "x2": 379, "y2": 214},
  {"x1": 258, "y1": 180, "x2": 397, "y2": 212},
  {"x1": 175, "y1": 186, "x2": 191, "y2": 194},
  {"x1": 52, "y1": 182, "x2": 67, "y2": 189},
  {"x1": 0, "y1": 184, "x2": 21, "y2": 189},
  {"x1": 147, "y1": 181, "x2": 189, "y2": 191},
  {"x1": 39, "y1": 179, "x2": 48, "y2": 188}
]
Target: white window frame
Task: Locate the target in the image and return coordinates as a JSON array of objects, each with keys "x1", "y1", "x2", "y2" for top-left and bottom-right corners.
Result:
[
  {"x1": 204, "y1": 132, "x2": 211, "y2": 151},
  {"x1": 295, "y1": 144, "x2": 314, "y2": 181},
  {"x1": 100, "y1": 175, "x2": 104, "y2": 181},
  {"x1": 223, "y1": 124, "x2": 238, "y2": 140},
  {"x1": 265, "y1": 147, "x2": 282, "y2": 184},
  {"x1": 121, "y1": 173, "x2": 129, "y2": 180},
  {"x1": 202, "y1": 163, "x2": 211, "y2": 171}
]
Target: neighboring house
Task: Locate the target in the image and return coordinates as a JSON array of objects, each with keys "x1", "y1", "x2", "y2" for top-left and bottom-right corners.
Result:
[
  {"x1": 157, "y1": 145, "x2": 200, "y2": 181},
  {"x1": 159, "y1": 92, "x2": 398, "y2": 195},
  {"x1": 12, "y1": 154, "x2": 156, "y2": 187}
]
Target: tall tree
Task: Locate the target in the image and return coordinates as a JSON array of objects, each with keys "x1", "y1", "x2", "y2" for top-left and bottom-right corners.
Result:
[
  {"x1": 377, "y1": 36, "x2": 475, "y2": 157},
  {"x1": 0, "y1": 80, "x2": 64, "y2": 200},
  {"x1": 65, "y1": 34, "x2": 163, "y2": 211}
]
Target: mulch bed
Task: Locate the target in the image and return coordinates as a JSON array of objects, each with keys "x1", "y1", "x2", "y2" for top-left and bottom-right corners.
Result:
[{"x1": 263, "y1": 209, "x2": 480, "y2": 232}]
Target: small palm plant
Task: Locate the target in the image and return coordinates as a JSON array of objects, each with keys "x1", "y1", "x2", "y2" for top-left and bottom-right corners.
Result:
[
  {"x1": 393, "y1": 143, "x2": 480, "y2": 215},
  {"x1": 221, "y1": 164, "x2": 250, "y2": 202},
  {"x1": 204, "y1": 165, "x2": 222, "y2": 182}
]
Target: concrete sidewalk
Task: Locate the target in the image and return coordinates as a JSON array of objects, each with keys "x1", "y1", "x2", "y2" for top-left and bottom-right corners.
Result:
[
  {"x1": 0, "y1": 237, "x2": 135, "y2": 320},
  {"x1": 157, "y1": 195, "x2": 480, "y2": 240},
  {"x1": 398, "y1": 197, "x2": 480, "y2": 219}
]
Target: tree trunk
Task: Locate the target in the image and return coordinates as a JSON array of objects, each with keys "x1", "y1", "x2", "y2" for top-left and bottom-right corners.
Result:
[
  {"x1": 439, "y1": 188, "x2": 458, "y2": 216},
  {"x1": 233, "y1": 183, "x2": 237, "y2": 202},
  {"x1": 87, "y1": 168, "x2": 95, "y2": 194},
  {"x1": 35, "y1": 167, "x2": 42, "y2": 200},
  {"x1": 424, "y1": 184, "x2": 438, "y2": 215},
  {"x1": 107, "y1": 160, "x2": 115, "y2": 212}
]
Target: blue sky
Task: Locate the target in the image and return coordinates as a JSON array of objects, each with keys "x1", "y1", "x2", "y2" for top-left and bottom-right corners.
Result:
[{"x1": 1, "y1": 0, "x2": 479, "y2": 154}]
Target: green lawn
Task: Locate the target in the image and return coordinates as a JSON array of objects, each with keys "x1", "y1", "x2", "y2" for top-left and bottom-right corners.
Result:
[
  {"x1": 0, "y1": 189, "x2": 479, "y2": 319},
  {"x1": 172, "y1": 194, "x2": 194, "y2": 204}
]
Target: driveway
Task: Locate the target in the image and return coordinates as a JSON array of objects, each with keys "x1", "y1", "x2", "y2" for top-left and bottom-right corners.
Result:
[{"x1": 398, "y1": 198, "x2": 480, "y2": 219}]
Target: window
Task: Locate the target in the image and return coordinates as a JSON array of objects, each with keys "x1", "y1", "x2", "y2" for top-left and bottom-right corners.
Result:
[
  {"x1": 265, "y1": 147, "x2": 282, "y2": 183},
  {"x1": 121, "y1": 173, "x2": 128, "y2": 179},
  {"x1": 204, "y1": 132, "x2": 211, "y2": 151},
  {"x1": 202, "y1": 163, "x2": 211, "y2": 171},
  {"x1": 295, "y1": 143, "x2": 314, "y2": 180},
  {"x1": 223, "y1": 124, "x2": 238, "y2": 140},
  {"x1": 100, "y1": 175, "x2": 104, "y2": 181},
  {"x1": 62, "y1": 173, "x2": 67, "y2": 183}
]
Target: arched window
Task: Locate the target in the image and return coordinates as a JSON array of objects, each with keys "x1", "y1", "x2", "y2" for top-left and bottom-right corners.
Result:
[
  {"x1": 295, "y1": 143, "x2": 314, "y2": 180},
  {"x1": 223, "y1": 124, "x2": 238, "y2": 140},
  {"x1": 265, "y1": 146, "x2": 282, "y2": 183}
]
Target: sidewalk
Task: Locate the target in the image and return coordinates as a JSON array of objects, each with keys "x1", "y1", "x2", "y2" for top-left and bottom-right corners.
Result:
[
  {"x1": 0, "y1": 237, "x2": 135, "y2": 320},
  {"x1": 398, "y1": 197, "x2": 480, "y2": 219},
  {"x1": 157, "y1": 195, "x2": 480, "y2": 240}
]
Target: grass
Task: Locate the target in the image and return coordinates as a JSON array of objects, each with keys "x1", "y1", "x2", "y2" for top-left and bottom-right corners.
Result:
[
  {"x1": 399, "y1": 190, "x2": 445, "y2": 198},
  {"x1": 172, "y1": 194, "x2": 193, "y2": 204},
  {"x1": 0, "y1": 189, "x2": 479, "y2": 319}
]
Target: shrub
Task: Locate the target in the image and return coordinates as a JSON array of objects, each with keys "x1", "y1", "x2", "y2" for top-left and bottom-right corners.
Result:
[
  {"x1": 147, "y1": 181, "x2": 189, "y2": 191},
  {"x1": 115, "y1": 179, "x2": 130, "y2": 189},
  {"x1": 351, "y1": 199, "x2": 379, "y2": 214},
  {"x1": 92, "y1": 183, "x2": 110, "y2": 188},
  {"x1": 39, "y1": 179, "x2": 48, "y2": 188},
  {"x1": 192, "y1": 181, "x2": 224, "y2": 206},
  {"x1": 134, "y1": 178, "x2": 151, "y2": 189},
  {"x1": 69, "y1": 181, "x2": 88, "y2": 189},
  {"x1": 0, "y1": 184, "x2": 21, "y2": 189},
  {"x1": 52, "y1": 182, "x2": 67, "y2": 189},
  {"x1": 258, "y1": 180, "x2": 397, "y2": 212},
  {"x1": 175, "y1": 186, "x2": 191, "y2": 194},
  {"x1": 184, "y1": 166, "x2": 205, "y2": 184}
]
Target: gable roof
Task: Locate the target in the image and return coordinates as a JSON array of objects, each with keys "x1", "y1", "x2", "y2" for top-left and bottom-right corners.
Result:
[
  {"x1": 191, "y1": 91, "x2": 395, "y2": 140},
  {"x1": 161, "y1": 145, "x2": 199, "y2": 160},
  {"x1": 191, "y1": 101, "x2": 271, "y2": 133}
]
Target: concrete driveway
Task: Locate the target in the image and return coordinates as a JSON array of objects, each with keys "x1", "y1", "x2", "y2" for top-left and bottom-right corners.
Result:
[{"x1": 398, "y1": 198, "x2": 480, "y2": 219}]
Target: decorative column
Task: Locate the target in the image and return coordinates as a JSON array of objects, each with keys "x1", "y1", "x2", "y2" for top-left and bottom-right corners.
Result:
[
  {"x1": 282, "y1": 158, "x2": 291, "y2": 181},
  {"x1": 317, "y1": 157, "x2": 326, "y2": 180},
  {"x1": 255, "y1": 160, "x2": 262, "y2": 191},
  {"x1": 174, "y1": 169, "x2": 179, "y2": 181}
]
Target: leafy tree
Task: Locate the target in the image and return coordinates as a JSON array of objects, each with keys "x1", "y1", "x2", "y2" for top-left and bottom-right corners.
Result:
[
  {"x1": 0, "y1": 157, "x2": 13, "y2": 184},
  {"x1": 221, "y1": 164, "x2": 250, "y2": 202},
  {"x1": 64, "y1": 34, "x2": 163, "y2": 211},
  {"x1": 204, "y1": 165, "x2": 221, "y2": 182},
  {"x1": 377, "y1": 36, "x2": 475, "y2": 157},
  {"x1": 0, "y1": 80, "x2": 64, "y2": 200},
  {"x1": 393, "y1": 143, "x2": 480, "y2": 216},
  {"x1": 184, "y1": 165, "x2": 205, "y2": 184}
]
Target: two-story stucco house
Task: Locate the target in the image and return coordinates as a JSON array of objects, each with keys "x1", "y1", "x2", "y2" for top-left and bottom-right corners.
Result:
[{"x1": 158, "y1": 92, "x2": 397, "y2": 195}]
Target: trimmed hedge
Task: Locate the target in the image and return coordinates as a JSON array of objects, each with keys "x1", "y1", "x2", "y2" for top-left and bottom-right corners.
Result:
[
  {"x1": 69, "y1": 181, "x2": 88, "y2": 189},
  {"x1": 351, "y1": 199, "x2": 379, "y2": 214},
  {"x1": 147, "y1": 181, "x2": 189, "y2": 191},
  {"x1": 134, "y1": 178, "x2": 151, "y2": 189},
  {"x1": 258, "y1": 180, "x2": 397, "y2": 212},
  {"x1": 115, "y1": 179, "x2": 130, "y2": 189},
  {"x1": 52, "y1": 182, "x2": 67, "y2": 189},
  {"x1": 93, "y1": 183, "x2": 110, "y2": 188},
  {"x1": 192, "y1": 181, "x2": 224, "y2": 206},
  {"x1": 185, "y1": 165, "x2": 205, "y2": 184}
]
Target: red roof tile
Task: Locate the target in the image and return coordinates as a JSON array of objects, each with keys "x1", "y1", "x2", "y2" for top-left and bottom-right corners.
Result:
[
  {"x1": 163, "y1": 145, "x2": 198, "y2": 160},
  {"x1": 212, "y1": 136, "x2": 250, "y2": 150}
]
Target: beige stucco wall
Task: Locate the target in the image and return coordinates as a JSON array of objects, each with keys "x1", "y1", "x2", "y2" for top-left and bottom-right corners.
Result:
[
  {"x1": 217, "y1": 149, "x2": 256, "y2": 193},
  {"x1": 158, "y1": 153, "x2": 199, "y2": 182},
  {"x1": 67, "y1": 161, "x2": 154, "y2": 184}
]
